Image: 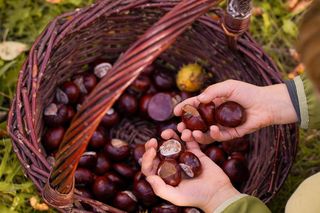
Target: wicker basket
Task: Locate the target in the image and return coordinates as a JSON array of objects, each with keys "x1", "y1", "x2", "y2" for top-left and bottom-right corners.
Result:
[{"x1": 7, "y1": 0, "x2": 298, "y2": 212}]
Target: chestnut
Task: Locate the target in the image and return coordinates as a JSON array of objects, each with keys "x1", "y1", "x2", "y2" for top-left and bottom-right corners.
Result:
[
  {"x1": 142, "y1": 65, "x2": 155, "y2": 76},
  {"x1": 92, "y1": 176, "x2": 116, "y2": 200},
  {"x1": 180, "y1": 91, "x2": 193, "y2": 101},
  {"x1": 117, "y1": 93, "x2": 138, "y2": 115},
  {"x1": 113, "y1": 191, "x2": 138, "y2": 212},
  {"x1": 79, "y1": 151, "x2": 97, "y2": 168},
  {"x1": 179, "y1": 152, "x2": 202, "y2": 178},
  {"x1": 153, "y1": 70, "x2": 175, "y2": 91},
  {"x1": 152, "y1": 203, "x2": 181, "y2": 213},
  {"x1": 44, "y1": 103, "x2": 68, "y2": 127},
  {"x1": 215, "y1": 101, "x2": 246, "y2": 128},
  {"x1": 198, "y1": 103, "x2": 215, "y2": 126},
  {"x1": 183, "y1": 208, "x2": 202, "y2": 213},
  {"x1": 222, "y1": 137, "x2": 249, "y2": 154},
  {"x1": 66, "y1": 105, "x2": 76, "y2": 121},
  {"x1": 83, "y1": 73, "x2": 97, "y2": 93},
  {"x1": 105, "y1": 172, "x2": 126, "y2": 189},
  {"x1": 133, "y1": 144, "x2": 145, "y2": 165},
  {"x1": 222, "y1": 158, "x2": 249, "y2": 184},
  {"x1": 104, "y1": 139, "x2": 130, "y2": 161},
  {"x1": 134, "y1": 179, "x2": 158, "y2": 207},
  {"x1": 100, "y1": 108, "x2": 120, "y2": 128},
  {"x1": 159, "y1": 139, "x2": 184, "y2": 160},
  {"x1": 157, "y1": 159, "x2": 182, "y2": 186},
  {"x1": 182, "y1": 104, "x2": 208, "y2": 132},
  {"x1": 148, "y1": 93, "x2": 179, "y2": 122},
  {"x1": 95, "y1": 153, "x2": 111, "y2": 175},
  {"x1": 89, "y1": 128, "x2": 107, "y2": 150},
  {"x1": 130, "y1": 75, "x2": 151, "y2": 93},
  {"x1": 157, "y1": 120, "x2": 178, "y2": 135},
  {"x1": 61, "y1": 81, "x2": 80, "y2": 103},
  {"x1": 139, "y1": 94, "x2": 154, "y2": 117},
  {"x1": 75, "y1": 168, "x2": 94, "y2": 186},
  {"x1": 43, "y1": 127, "x2": 65, "y2": 151},
  {"x1": 230, "y1": 152, "x2": 247, "y2": 165},
  {"x1": 205, "y1": 146, "x2": 227, "y2": 166},
  {"x1": 77, "y1": 188, "x2": 93, "y2": 199},
  {"x1": 113, "y1": 163, "x2": 136, "y2": 178}
]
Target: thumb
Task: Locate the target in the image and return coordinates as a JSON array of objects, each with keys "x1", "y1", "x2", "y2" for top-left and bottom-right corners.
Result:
[
  {"x1": 146, "y1": 175, "x2": 179, "y2": 202},
  {"x1": 197, "y1": 80, "x2": 236, "y2": 103}
]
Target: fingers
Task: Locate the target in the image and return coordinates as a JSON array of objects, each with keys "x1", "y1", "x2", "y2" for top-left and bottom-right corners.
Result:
[
  {"x1": 142, "y1": 139, "x2": 159, "y2": 176},
  {"x1": 192, "y1": 130, "x2": 215, "y2": 144},
  {"x1": 161, "y1": 129, "x2": 180, "y2": 141},
  {"x1": 177, "y1": 122, "x2": 186, "y2": 133},
  {"x1": 185, "y1": 141, "x2": 200, "y2": 150},
  {"x1": 174, "y1": 97, "x2": 200, "y2": 116},
  {"x1": 209, "y1": 125, "x2": 244, "y2": 142},
  {"x1": 145, "y1": 138, "x2": 158, "y2": 150},
  {"x1": 181, "y1": 129, "x2": 195, "y2": 142},
  {"x1": 197, "y1": 80, "x2": 235, "y2": 104},
  {"x1": 146, "y1": 175, "x2": 180, "y2": 202}
]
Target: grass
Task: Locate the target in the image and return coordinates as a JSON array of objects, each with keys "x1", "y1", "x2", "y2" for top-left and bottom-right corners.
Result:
[{"x1": 0, "y1": 0, "x2": 319, "y2": 212}]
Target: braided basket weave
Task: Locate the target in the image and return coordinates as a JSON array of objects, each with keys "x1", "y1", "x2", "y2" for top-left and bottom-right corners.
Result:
[{"x1": 7, "y1": 0, "x2": 298, "y2": 212}]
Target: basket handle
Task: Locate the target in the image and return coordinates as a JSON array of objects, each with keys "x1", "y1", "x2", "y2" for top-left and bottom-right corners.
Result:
[{"x1": 43, "y1": 0, "x2": 223, "y2": 208}]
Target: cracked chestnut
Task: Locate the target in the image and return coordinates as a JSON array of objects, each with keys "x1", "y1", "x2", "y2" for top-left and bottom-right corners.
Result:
[
  {"x1": 79, "y1": 151, "x2": 97, "y2": 168},
  {"x1": 179, "y1": 152, "x2": 202, "y2": 178},
  {"x1": 44, "y1": 103, "x2": 68, "y2": 127},
  {"x1": 159, "y1": 139, "x2": 184, "y2": 160},
  {"x1": 182, "y1": 104, "x2": 208, "y2": 132},
  {"x1": 101, "y1": 108, "x2": 119, "y2": 128},
  {"x1": 157, "y1": 159, "x2": 181, "y2": 186},
  {"x1": 104, "y1": 139, "x2": 130, "y2": 161}
]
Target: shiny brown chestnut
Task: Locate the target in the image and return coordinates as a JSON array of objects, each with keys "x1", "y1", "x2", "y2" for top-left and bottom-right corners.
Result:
[
  {"x1": 159, "y1": 139, "x2": 184, "y2": 160},
  {"x1": 133, "y1": 144, "x2": 145, "y2": 165},
  {"x1": 152, "y1": 203, "x2": 181, "y2": 213},
  {"x1": 44, "y1": 103, "x2": 68, "y2": 127},
  {"x1": 75, "y1": 168, "x2": 94, "y2": 186},
  {"x1": 222, "y1": 137, "x2": 249, "y2": 154},
  {"x1": 148, "y1": 93, "x2": 180, "y2": 122},
  {"x1": 215, "y1": 101, "x2": 246, "y2": 128},
  {"x1": 113, "y1": 191, "x2": 138, "y2": 212},
  {"x1": 205, "y1": 146, "x2": 227, "y2": 166},
  {"x1": 117, "y1": 93, "x2": 138, "y2": 115},
  {"x1": 79, "y1": 151, "x2": 97, "y2": 168},
  {"x1": 134, "y1": 179, "x2": 158, "y2": 207},
  {"x1": 105, "y1": 172, "x2": 126, "y2": 189},
  {"x1": 100, "y1": 108, "x2": 120, "y2": 128},
  {"x1": 157, "y1": 159, "x2": 182, "y2": 186},
  {"x1": 104, "y1": 139, "x2": 130, "y2": 161},
  {"x1": 131, "y1": 75, "x2": 151, "y2": 93},
  {"x1": 142, "y1": 65, "x2": 155, "y2": 76},
  {"x1": 182, "y1": 104, "x2": 208, "y2": 132},
  {"x1": 153, "y1": 70, "x2": 175, "y2": 91},
  {"x1": 89, "y1": 128, "x2": 107, "y2": 149},
  {"x1": 94, "y1": 153, "x2": 111, "y2": 175},
  {"x1": 133, "y1": 171, "x2": 144, "y2": 184},
  {"x1": 198, "y1": 102, "x2": 216, "y2": 126},
  {"x1": 179, "y1": 152, "x2": 202, "y2": 178},
  {"x1": 92, "y1": 176, "x2": 116, "y2": 201},
  {"x1": 43, "y1": 127, "x2": 65, "y2": 151},
  {"x1": 230, "y1": 152, "x2": 247, "y2": 165},
  {"x1": 139, "y1": 94, "x2": 154, "y2": 117},
  {"x1": 61, "y1": 81, "x2": 80, "y2": 103},
  {"x1": 183, "y1": 207, "x2": 202, "y2": 213},
  {"x1": 66, "y1": 105, "x2": 76, "y2": 121},
  {"x1": 113, "y1": 163, "x2": 136, "y2": 179},
  {"x1": 83, "y1": 73, "x2": 98, "y2": 93},
  {"x1": 222, "y1": 158, "x2": 249, "y2": 184}
]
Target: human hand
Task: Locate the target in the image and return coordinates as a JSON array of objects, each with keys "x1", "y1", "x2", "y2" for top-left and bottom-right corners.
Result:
[
  {"x1": 174, "y1": 80, "x2": 298, "y2": 143},
  {"x1": 141, "y1": 129, "x2": 240, "y2": 212}
]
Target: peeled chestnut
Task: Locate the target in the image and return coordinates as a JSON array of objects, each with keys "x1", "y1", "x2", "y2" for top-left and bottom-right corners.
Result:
[
  {"x1": 44, "y1": 103, "x2": 68, "y2": 127},
  {"x1": 157, "y1": 159, "x2": 182, "y2": 186},
  {"x1": 182, "y1": 104, "x2": 208, "y2": 132},
  {"x1": 134, "y1": 179, "x2": 158, "y2": 207},
  {"x1": 179, "y1": 152, "x2": 202, "y2": 178},
  {"x1": 89, "y1": 128, "x2": 107, "y2": 150},
  {"x1": 105, "y1": 172, "x2": 126, "y2": 189},
  {"x1": 83, "y1": 73, "x2": 98, "y2": 93},
  {"x1": 95, "y1": 153, "x2": 111, "y2": 175},
  {"x1": 100, "y1": 108, "x2": 120, "y2": 128},
  {"x1": 215, "y1": 101, "x2": 246, "y2": 128},
  {"x1": 198, "y1": 103, "x2": 215, "y2": 126},
  {"x1": 79, "y1": 151, "x2": 97, "y2": 168},
  {"x1": 153, "y1": 70, "x2": 175, "y2": 91},
  {"x1": 222, "y1": 137, "x2": 249, "y2": 154},
  {"x1": 205, "y1": 146, "x2": 227, "y2": 166},
  {"x1": 131, "y1": 75, "x2": 151, "y2": 93},
  {"x1": 152, "y1": 203, "x2": 181, "y2": 213},
  {"x1": 104, "y1": 139, "x2": 130, "y2": 161},
  {"x1": 43, "y1": 127, "x2": 65, "y2": 151},
  {"x1": 75, "y1": 168, "x2": 94, "y2": 186},
  {"x1": 113, "y1": 191, "x2": 138, "y2": 212},
  {"x1": 183, "y1": 207, "x2": 202, "y2": 213},
  {"x1": 159, "y1": 139, "x2": 184, "y2": 160},
  {"x1": 92, "y1": 176, "x2": 116, "y2": 200},
  {"x1": 139, "y1": 94, "x2": 154, "y2": 117},
  {"x1": 113, "y1": 163, "x2": 136, "y2": 178},
  {"x1": 61, "y1": 81, "x2": 80, "y2": 103},
  {"x1": 222, "y1": 158, "x2": 249, "y2": 184},
  {"x1": 148, "y1": 93, "x2": 179, "y2": 122},
  {"x1": 133, "y1": 144, "x2": 145, "y2": 165},
  {"x1": 117, "y1": 93, "x2": 138, "y2": 115}
]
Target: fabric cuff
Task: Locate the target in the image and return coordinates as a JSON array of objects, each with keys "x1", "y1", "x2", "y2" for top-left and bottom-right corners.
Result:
[
  {"x1": 214, "y1": 194, "x2": 248, "y2": 213},
  {"x1": 293, "y1": 76, "x2": 309, "y2": 129},
  {"x1": 284, "y1": 79, "x2": 301, "y2": 123}
]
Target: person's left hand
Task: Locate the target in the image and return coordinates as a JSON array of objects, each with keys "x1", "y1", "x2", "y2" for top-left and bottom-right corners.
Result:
[{"x1": 141, "y1": 129, "x2": 240, "y2": 212}]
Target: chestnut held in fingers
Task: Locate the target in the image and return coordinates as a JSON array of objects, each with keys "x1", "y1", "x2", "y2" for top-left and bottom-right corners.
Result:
[
  {"x1": 152, "y1": 203, "x2": 181, "y2": 213},
  {"x1": 89, "y1": 128, "x2": 107, "y2": 150},
  {"x1": 153, "y1": 70, "x2": 175, "y2": 91},
  {"x1": 95, "y1": 153, "x2": 111, "y2": 175},
  {"x1": 198, "y1": 102, "x2": 216, "y2": 126},
  {"x1": 61, "y1": 81, "x2": 80, "y2": 103},
  {"x1": 148, "y1": 93, "x2": 179, "y2": 122},
  {"x1": 79, "y1": 151, "x2": 97, "y2": 168},
  {"x1": 113, "y1": 191, "x2": 138, "y2": 212},
  {"x1": 117, "y1": 93, "x2": 138, "y2": 115},
  {"x1": 134, "y1": 179, "x2": 158, "y2": 207},
  {"x1": 159, "y1": 139, "x2": 184, "y2": 160},
  {"x1": 182, "y1": 104, "x2": 208, "y2": 132},
  {"x1": 222, "y1": 158, "x2": 249, "y2": 184},
  {"x1": 205, "y1": 146, "x2": 227, "y2": 166},
  {"x1": 157, "y1": 159, "x2": 182, "y2": 186},
  {"x1": 101, "y1": 108, "x2": 120, "y2": 128},
  {"x1": 44, "y1": 103, "x2": 68, "y2": 127},
  {"x1": 105, "y1": 172, "x2": 126, "y2": 189},
  {"x1": 113, "y1": 163, "x2": 136, "y2": 179},
  {"x1": 43, "y1": 127, "x2": 65, "y2": 151},
  {"x1": 131, "y1": 75, "x2": 151, "y2": 93},
  {"x1": 104, "y1": 139, "x2": 130, "y2": 161},
  {"x1": 215, "y1": 101, "x2": 246, "y2": 128},
  {"x1": 179, "y1": 152, "x2": 202, "y2": 178},
  {"x1": 222, "y1": 137, "x2": 249, "y2": 154},
  {"x1": 92, "y1": 176, "x2": 116, "y2": 200},
  {"x1": 133, "y1": 144, "x2": 145, "y2": 165},
  {"x1": 75, "y1": 168, "x2": 94, "y2": 186}
]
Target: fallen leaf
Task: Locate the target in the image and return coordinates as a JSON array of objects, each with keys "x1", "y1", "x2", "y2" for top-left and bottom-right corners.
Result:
[{"x1": 0, "y1": 41, "x2": 28, "y2": 61}]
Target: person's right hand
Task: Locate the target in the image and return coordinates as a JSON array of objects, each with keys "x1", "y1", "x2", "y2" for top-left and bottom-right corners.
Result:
[{"x1": 174, "y1": 80, "x2": 298, "y2": 143}]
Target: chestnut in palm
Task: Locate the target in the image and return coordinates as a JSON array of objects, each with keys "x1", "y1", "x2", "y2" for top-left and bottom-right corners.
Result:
[
  {"x1": 183, "y1": 208, "x2": 202, "y2": 213},
  {"x1": 113, "y1": 191, "x2": 138, "y2": 212},
  {"x1": 179, "y1": 152, "x2": 202, "y2": 178},
  {"x1": 44, "y1": 103, "x2": 68, "y2": 127},
  {"x1": 104, "y1": 139, "x2": 130, "y2": 161},
  {"x1": 222, "y1": 158, "x2": 249, "y2": 184},
  {"x1": 198, "y1": 102, "x2": 216, "y2": 126},
  {"x1": 215, "y1": 101, "x2": 246, "y2": 128},
  {"x1": 222, "y1": 137, "x2": 249, "y2": 154},
  {"x1": 134, "y1": 179, "x2": 158, "y2": 207},
  {"x1": 101, "y1": 108, "x2": 120, "y2": 128},
  {"x1": 43, "y1": 127, "x2": 65, "y2": 151},
  {"x1": 182, "y1": 104, "x2": 208, "y2": 132},
  {"x1": 152, "y1": 203, "x2": 181, "y2": 213},
  {"x1": 92, "y1": 176, "x2": 116, "y2": 201},
  {"x1": 117, "y1": 93, "x2": 138, "y2": 115},
  {"x1": 205, "y1": 146, "x2": 227, "y2": 166},
  {"x1": 157, "y1": 159, "x2": 182, "y2": 187},
  {"x1": 159, "y1": 139, "x2": 184, "y2": 160},
  {"x1": 75, "y1": 168, "x2": 94, "y2": 186}
]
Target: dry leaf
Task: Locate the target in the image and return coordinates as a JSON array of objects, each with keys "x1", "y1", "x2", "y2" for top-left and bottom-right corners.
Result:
[
  {"x1": 0, "y1": 41, "x2": 28, "y2": 61},
  {"x1": 30, "y1": 197, "x2": 49, "y2": 211},
  {"x1": 46, "y1": 0, "x2": 64, "y2": 3}
]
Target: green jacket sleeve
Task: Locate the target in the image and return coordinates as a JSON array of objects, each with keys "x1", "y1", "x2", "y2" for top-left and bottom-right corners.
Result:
[{"x1": 219, "y1": 196, "x2": 271, "y2": 213}]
